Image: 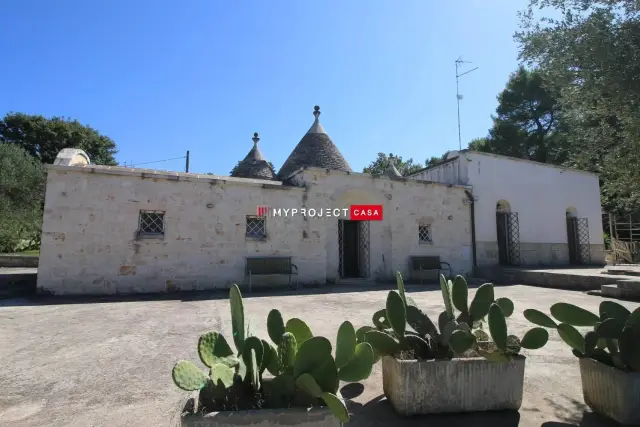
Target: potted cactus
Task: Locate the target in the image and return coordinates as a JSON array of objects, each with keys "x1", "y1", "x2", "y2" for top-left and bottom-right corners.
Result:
[
  {"x1": 357, "y1": 272, "x2": 548, "y2": 416},
  {"x1": 172, "y1": 284, "x2": 374, "y2": 426},
  {"x1": 524, "y1": 301, "x2": 640, "y2": 425}
]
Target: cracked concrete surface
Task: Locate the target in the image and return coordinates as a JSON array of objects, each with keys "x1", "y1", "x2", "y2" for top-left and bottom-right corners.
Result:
[{"x1": 0, "y1": 284, "x2": 637, "y2": 427}]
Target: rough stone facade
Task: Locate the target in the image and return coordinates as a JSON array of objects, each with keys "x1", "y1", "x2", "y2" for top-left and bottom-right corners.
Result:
[{"x1": 37, "y1": 165, "x2": 472, "y2": 295}]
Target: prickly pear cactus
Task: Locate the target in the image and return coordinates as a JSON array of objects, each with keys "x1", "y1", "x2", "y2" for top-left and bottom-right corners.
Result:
[
  {"x1": 171, "y1": 285, "x2": 372, "y2": 423},
  {"x1": 524, "y1": 301, "x2": 640, "y2": 372},
  {"x1": 359, "y1": 272, "x2": 548, "y2": 363}
]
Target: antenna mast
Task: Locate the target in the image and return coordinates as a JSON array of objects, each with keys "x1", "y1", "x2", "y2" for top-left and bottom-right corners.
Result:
[{"x1": 455, "y1": 57, "x2": 479, "y2": 151}]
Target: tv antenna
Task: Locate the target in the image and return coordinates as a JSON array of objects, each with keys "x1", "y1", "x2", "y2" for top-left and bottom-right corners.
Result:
[{"x1": 455, "y1": 57, "x2": 478, "y2": 150}]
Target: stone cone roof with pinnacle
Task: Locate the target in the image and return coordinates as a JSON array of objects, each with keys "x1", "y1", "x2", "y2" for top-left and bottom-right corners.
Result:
[
  {"x1": 277, "y1": 106, "x2": 352, "y2": 179},
  {"x1": 384, "y1": 161, "x2": 402, "y2": 178},
  {"x1": 231, "y1": 133, "x2": 275, "y2": 180}
]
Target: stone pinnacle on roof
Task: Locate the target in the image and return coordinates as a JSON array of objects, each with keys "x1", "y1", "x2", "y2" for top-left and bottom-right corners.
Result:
[
  {"x1": 384, "y1": 160, "x2": 402, "y2": 178},
  {"x1": 230, "y1": 132, "x2": 275, "y2": 180},
  {"x1": 277, "y1": 105, "x2": 352, "y2": 179}
]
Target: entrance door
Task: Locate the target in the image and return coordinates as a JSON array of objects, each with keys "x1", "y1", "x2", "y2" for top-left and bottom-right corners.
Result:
[
  {"x1": 567, "y1": 217, "x2": 580, "y2": 264},
  {"x1": 496, "y1": 212, "x2": 510, "y2": 265},
  {"x1": 340, "y1": 220, "x2": 360, "y2": 278}
]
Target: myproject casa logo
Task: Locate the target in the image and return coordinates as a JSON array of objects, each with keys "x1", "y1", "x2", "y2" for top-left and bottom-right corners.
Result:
[{"x1": 257, "y1": 205, "x2": 383, "y2": 221}]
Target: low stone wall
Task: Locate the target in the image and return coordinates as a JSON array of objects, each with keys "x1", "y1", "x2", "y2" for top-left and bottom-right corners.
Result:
[
  {"x1": 0, "y1": 255, "x2": 39, "y2": 268},
  {"x1": 475, "y1": 266, "x2": 612, "y2": 291},
  {"x1": 476, "y1": 242, "x2": 605, "y2": 267}
]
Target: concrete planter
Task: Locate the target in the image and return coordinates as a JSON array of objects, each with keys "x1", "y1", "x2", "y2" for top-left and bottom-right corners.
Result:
[
  {"x1": 178, "y1": 390, "x2": 341, "y2": 427},
  {"x1": 580, "y1": 357, "x2": 640, "y2": 425},
  {"x1": 382, "y1": 355, "x2": 525, "y2": 416}
]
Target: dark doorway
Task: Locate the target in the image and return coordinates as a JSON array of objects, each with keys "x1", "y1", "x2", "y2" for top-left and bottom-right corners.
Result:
[
  {"x1": 339, "y1": 220, "x2": 360, "y2": 278},
  {"x1": 496, "y1": 213, "x2": 510, "y2": 265},
  {"x1": 567, "y1": 216, "x2": 580, "y2": 264}
]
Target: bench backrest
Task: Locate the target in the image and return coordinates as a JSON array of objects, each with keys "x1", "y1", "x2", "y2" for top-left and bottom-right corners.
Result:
[
  {"x1": 411, "y1": 256, "x2": 441, "y2": 270},
  {"x1": 246, "y1": 257, "x2": 292, "y2": 275}
]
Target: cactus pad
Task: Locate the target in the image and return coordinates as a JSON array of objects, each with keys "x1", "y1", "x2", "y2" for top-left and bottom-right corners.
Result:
[
  {"x1": 198, "y1": 331, "x2": 236, "y2": 368},
  {"x1": 335, "y1": 321, "x2": 357, "y2": 369},
  {"x1": 406, "y1": 305, "x2": 439, "y2": 337},
  {"x1": 550, "y1": 303, "x2": 599, "y2": 327},
  {"x1": 619, "y1": 325, "x2": 640, "y2": 372},
  {"x1": 523, "y1": 309, "x2": 557, "y2": 328},
  {"x1": 521, "y1": 327, "x2": 549, "y2": 350},
  {"x1": 396, "y1": 271, "x2": 407, "y2": 306},
  {"x1": 338, "y1": 342, "x2": 374, "y2": 382},
  {"x1": 583, "y1": 331, "x2": 598, "y2": 356},
  {"x1": 321, "y1": 392, "x2": 350, "y2": 423},
  {"x1": 386, "y1": 290, "x2": 407, "y2": 337},
  {"x1": 451, "y1": 275, "x2": 469, "y2": 313},
  {"x1": 356, "y1": 326, "x2": 375, "y2": 343},
  {"x1": 172, "y1": 360, "x2": 209, "y2": 391},
  {"x1": 229, "y1": 285, "x2": 245, "y2": 353},
  {"x1": 449, "y1": 329, "x2": 476, "y2": 355},
  {"x1": 210, "y1": 363, "x2": 235, "y2": 388},
  {"x1": 506, "y1": 335, "x2": 521, "y2": 354},
  {"x1": 495, "y1": 297, "x2": 514, "y2": 317},
  {"x1": 372, "y1": 308, "x2": 391, "y2": 330},
  {"x1": 280, "y1": 332, "x2": 297, "y2": 370},
  {"x1": 599, "y1": 301, "x2": 630, "y2": 325},
  {"x1": 557, "y1": 323, "x2": 585, "y2": 353},
  {"x1": 296, "y1": 373, "x2": 323, "y2": 398},
  {"x1": 488, "y1": 303, "x2": 508, "y2": 351},
  {"x1": 364, "y1": 330, "x2": 401, "y2": 356},
  {"x1": 293, "y1": 336, "x2": 332, "y2": 378},
  {"x1": 285, "y1": 318, "x2": 313, "y2": 349},
  {"x1": 267, "y1": 309, "x2": 286, "y2": 346},
  {"x1": 310, "y1": 353, "x2": 340, "y2": 394},
  {"x1": 473, "y1": 329, "x2": 490, "y2": 341},
  {"x1": 242, "y1": 336, "x2": 264, "y2": 370},
  {"x1": 469, "y1": 283, "x2": 495, "y2": 321},
  {"x1": 595, "y1": 318, "x2": 624, "y2": 339},
  {"x1": 440, "y1": 275, "x2": 455, "y2": 320}
]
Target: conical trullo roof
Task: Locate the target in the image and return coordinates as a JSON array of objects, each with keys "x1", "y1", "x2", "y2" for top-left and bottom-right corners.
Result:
[
  {"x1": 231, "y1": 133, "x2": 275, "y2": 180},
  {"x1": 277, "y1": 106, "x2": 351, "y2": 179},
  {"x1": 384, "y1": 161, "x2": 402, "y2": 178}
]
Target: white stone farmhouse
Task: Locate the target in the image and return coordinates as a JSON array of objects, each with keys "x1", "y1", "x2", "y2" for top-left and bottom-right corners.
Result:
[{"x1": 37, "y1": 106, "x2": 604, "y2": 295}]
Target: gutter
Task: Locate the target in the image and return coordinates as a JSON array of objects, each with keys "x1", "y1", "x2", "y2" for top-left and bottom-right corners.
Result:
[{"x1": 464, "y1": 189, "x2": 478, "y2": 274}]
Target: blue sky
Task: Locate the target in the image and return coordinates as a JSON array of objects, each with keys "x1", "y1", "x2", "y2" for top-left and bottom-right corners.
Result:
[{"x1": 2, "y1": 0, "x2": 530, "y2": 175}]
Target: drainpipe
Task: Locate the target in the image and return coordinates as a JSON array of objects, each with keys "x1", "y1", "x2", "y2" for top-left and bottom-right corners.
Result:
[{"x1": 465, "y1": 189, "x2": 478, "y2": 275}]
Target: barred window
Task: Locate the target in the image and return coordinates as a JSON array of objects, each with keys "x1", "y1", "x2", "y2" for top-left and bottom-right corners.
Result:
[
  {"x1": 246, "y1": 216, "x2": 266, "y2": 239},
  {"x1": 139, "y1": 210, "x2": 165, "y2": 236},
  {"x1": 418, "y1": 224, "x2": 432, "y2": 244}
]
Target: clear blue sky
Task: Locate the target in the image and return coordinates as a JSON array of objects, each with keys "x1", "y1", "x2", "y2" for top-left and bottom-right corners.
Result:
[{"x1": 1, "y1": 0, "x2": 529, "y2": 175}]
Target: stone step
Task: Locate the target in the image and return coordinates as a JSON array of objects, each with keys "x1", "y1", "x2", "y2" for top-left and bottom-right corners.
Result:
[
  {"x1": 616, "y1": 279, "x2": 640, "y2": 291},
  {"x1": 602, "y1": 268, "x2": 640, "y2": 277},
  {"x1": 600, "y1": 284, "x2": 640, "y2": 299}
]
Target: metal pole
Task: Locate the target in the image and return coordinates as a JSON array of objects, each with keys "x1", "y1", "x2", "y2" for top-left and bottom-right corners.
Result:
[
  {"x1": 455, "y1": 58, "x2": 478, "y2": 151},
  {"x1": 456, "y1": 70, "x2": 462, "y2": 151},
  {"x1": 185, "y1": 150, "x2": 190, "y2": 173}
]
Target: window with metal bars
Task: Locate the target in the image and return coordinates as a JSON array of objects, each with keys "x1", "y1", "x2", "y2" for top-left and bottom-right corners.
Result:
[
  {"x1": 138, "y1": 210, "x2": 165, "y2": 237},
  {"x1": 246, "y1": 216, "x2": 266, "y2": 240},
  {"x1": 418, "y1": 224, "x2": 432, "y2": 244}
]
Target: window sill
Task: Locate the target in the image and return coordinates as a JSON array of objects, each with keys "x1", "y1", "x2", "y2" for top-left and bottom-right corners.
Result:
[
  {"x1": 137, "y1": 233, "x2": 165, "y2": 241},
  {"x1": 419, "y1": 241, "x2": 433, "y2": 246},
  {"x1": 246, "y1": 236, "x2": 268, "y2": 242}
]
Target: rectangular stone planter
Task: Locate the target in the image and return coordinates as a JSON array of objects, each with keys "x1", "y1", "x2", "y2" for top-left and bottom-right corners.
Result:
[
  {"x1": 382, "y1": 355, "x2": 525, "y2": 416},
  {"x1": 178, "y1": 391, "x2": 341, "y2": 427},
  {"x1": 580, "y1": 357, "x2": 640, "y2": 425}
]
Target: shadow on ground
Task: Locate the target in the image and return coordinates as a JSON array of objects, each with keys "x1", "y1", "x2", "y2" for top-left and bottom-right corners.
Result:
[
  {"x1": 346, "y1": 395, "x2": 522, "y2": 427},
  {"x1": 0, "y1": 282, "x2": 517, "y2": 308}
]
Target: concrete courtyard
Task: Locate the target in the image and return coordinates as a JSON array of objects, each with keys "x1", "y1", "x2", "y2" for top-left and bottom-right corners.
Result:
[{"x1": 0, "y1": 284, "x2": 637, "y2": 427}]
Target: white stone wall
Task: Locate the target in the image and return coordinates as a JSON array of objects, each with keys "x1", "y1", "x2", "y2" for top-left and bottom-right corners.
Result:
[
  {"x1": 38, "y1": 165, "x2": 473, "y2": 295},
  {"x1": 297, "y1": 169, "x2": 473, "y2": 282},
  {"x1": 410, "y1": 151, "x2": 605, "y2": 265},
  {"x1": 38, "y1": 166, "x2": 321, "y2": 295}
]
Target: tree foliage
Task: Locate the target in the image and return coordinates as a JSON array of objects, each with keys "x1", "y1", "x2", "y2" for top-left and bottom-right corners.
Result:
[
  {"x1": 515, "y1": 0, "x2": 640, "y2": 212},
  {"x1": 0, "y1": 113, "x2": 118, "y2": 165},
  {"x1": 469, "y1": 67, "x2": 567, "y2": 164},
  {"x1": 363, "y1": 153, "x2": 424, "y2": 177},
  {"x1": 0, "y1": 144, "x2": 46, "y2": 252}
]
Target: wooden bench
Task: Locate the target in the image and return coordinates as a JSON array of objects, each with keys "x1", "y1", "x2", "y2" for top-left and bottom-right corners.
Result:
[
  {"x1": 410, "y1": 256, "x2": 451, "y2": 284},
  {"x1": 245, "y1": 256, "x2": 299, "y2": 292}
]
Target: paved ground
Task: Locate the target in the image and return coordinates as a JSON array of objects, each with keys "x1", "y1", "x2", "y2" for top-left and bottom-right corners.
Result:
[{"x1": 1, "y1": 284, "x2": 637, "y2": 427}]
